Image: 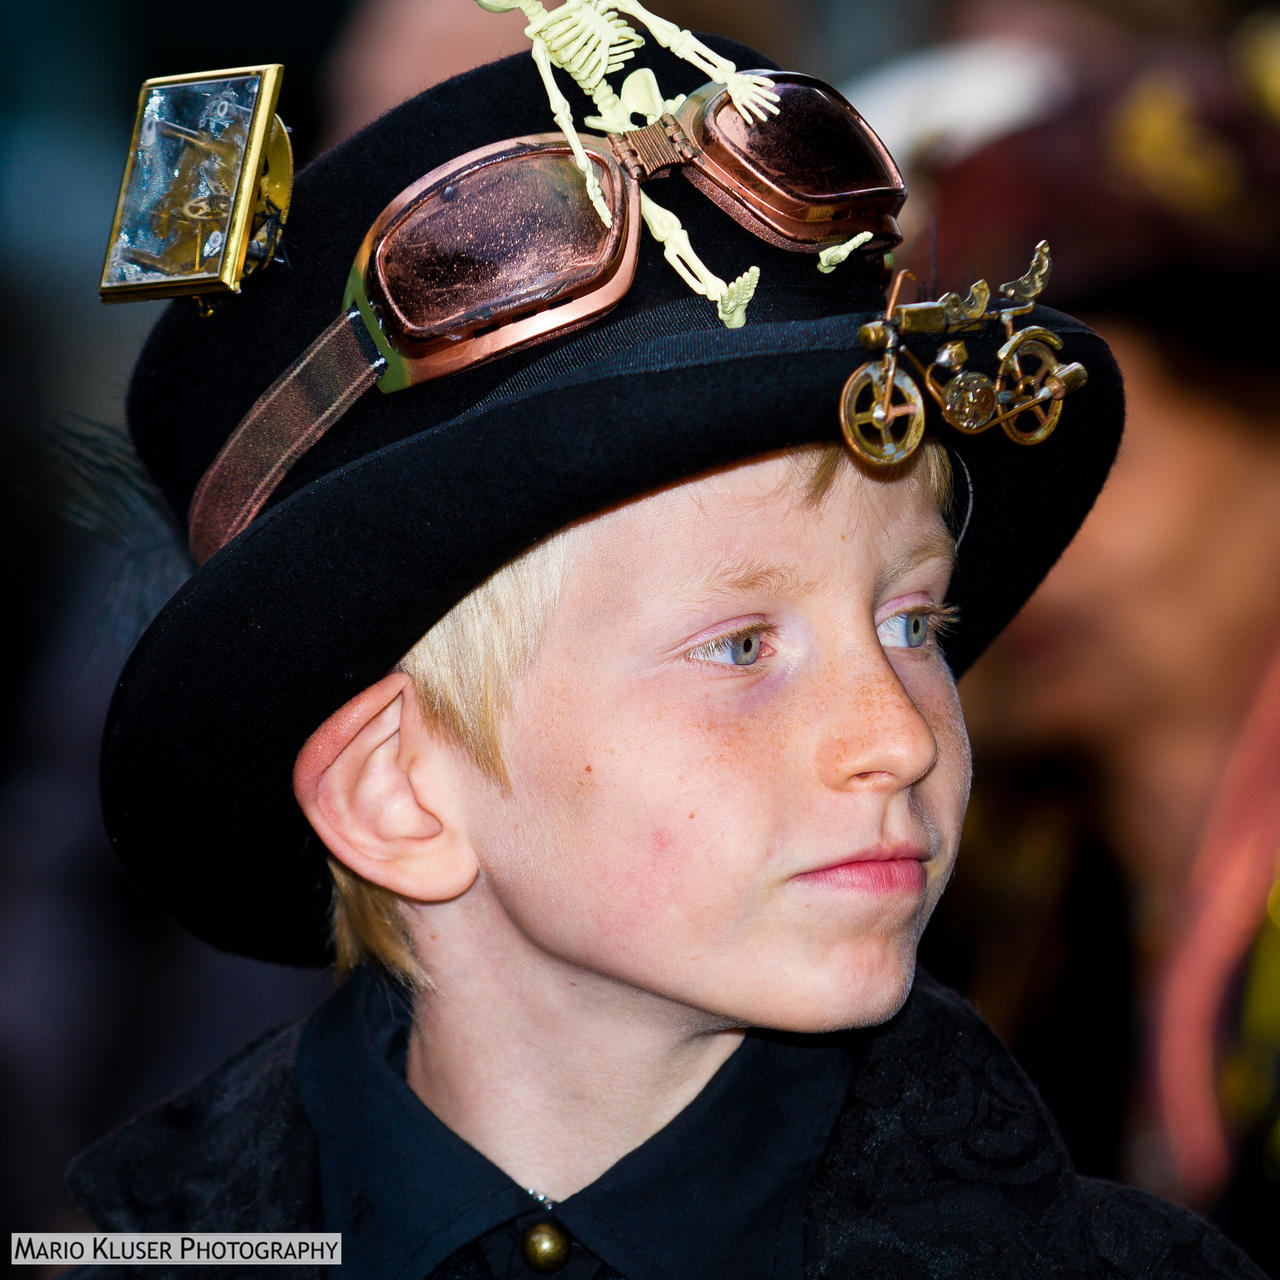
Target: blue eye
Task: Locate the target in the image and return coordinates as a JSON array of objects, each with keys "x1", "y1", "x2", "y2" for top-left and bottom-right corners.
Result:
[
  {"x1": 878, "y1": 610, "x2": 934, "y2": 650},
  {"x1": 725, "y1": 632, "x2": 762, "y2": 665},
  {"x1": 691, "y1": 629, "x2": 766, "y2": 666}
]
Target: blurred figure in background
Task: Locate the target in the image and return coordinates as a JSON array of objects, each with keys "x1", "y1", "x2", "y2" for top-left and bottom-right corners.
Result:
[{"x1": 850, "y1": 3, "x2": 1280, "y2": 1270}]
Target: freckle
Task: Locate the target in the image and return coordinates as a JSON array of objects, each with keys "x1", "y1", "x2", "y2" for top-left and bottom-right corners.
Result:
[
  {"x1": 584, "y1": 764, "x2": 592, "y2": 773},
  {"x1": 688, "y1": 812, "x2": 695, "y2": 820}
]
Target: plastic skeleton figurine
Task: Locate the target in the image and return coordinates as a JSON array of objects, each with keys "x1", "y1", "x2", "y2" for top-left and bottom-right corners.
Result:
[{"x1": 476, "y1": 0, "x2": 780, "y2": 327}]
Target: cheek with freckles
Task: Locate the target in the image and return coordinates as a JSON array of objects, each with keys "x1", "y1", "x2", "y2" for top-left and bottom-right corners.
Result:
[
  {"x1": 933, "y1": 681, "x2": 972, "y2": 801},
  {"x1": 916, "y1": 681, "x2": 971, "y2": 918},
  {"x1": 520, "y1": 742, "x2": 702, "y2": 939},
  {"x1": 601, "y1": 825, "x2": 693, "y2": 920}
]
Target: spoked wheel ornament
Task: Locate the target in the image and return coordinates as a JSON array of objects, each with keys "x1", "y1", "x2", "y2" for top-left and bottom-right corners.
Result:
[
  {"x1": 839, "y1": 359, "x2": 925, "y2": 464},
  {"x1": 996, "y1": 333, "x2": 1067, "y2": 445}
]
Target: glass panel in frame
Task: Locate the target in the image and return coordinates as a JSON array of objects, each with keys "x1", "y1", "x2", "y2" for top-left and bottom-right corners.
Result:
[{"x1": 100, "y1": 65, "x2": 286, "y2": 303}]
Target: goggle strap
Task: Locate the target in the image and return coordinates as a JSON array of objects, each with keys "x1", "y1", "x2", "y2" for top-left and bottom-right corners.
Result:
[{"x1": 187, "y1": 307, "x2": 385, "y2": 565}]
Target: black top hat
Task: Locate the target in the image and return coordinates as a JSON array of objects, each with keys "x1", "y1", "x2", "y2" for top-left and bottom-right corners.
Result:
[{"x1": 101, "y1": 37, "x2": 1122, "y2": 965}]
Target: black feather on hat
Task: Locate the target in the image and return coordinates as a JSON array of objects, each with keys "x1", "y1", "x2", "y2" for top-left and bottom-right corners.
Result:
[{"x1": 101, "y1": 37, "x2": 1123, "y2": 965}]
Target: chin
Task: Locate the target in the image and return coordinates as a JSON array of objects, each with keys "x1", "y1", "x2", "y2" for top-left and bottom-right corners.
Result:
[{"x1": 745, "y1": 950, "x2": 919, "y2": 1036}]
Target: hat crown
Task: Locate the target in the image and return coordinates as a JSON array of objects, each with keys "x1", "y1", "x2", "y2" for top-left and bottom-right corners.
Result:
[{"x1": 127, "y1": 39, "x2": 890, "y2": 536}]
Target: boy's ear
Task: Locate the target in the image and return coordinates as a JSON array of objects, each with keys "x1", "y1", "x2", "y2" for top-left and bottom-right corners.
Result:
[{"x1": 293, "y1": 671, "x2": 478, "y2": 901}]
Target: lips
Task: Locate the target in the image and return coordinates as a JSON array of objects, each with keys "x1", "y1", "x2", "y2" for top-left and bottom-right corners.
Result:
[{"x1": 791, "y1": 845, "x2": 929, "y2": 894}]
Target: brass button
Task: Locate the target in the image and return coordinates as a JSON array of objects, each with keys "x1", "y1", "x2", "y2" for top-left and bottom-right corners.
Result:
[{"x1": 520, "y1": 1219, "x2": 572, "y2": 1273}]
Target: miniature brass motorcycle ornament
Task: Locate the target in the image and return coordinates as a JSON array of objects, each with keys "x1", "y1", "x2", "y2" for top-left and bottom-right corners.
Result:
[
  {"x1": 839, "y1": 242, "x2": 1088, "y2": 465},
  {"x1": 100, "y1": 65, "x2": 292, "y2": 307}
]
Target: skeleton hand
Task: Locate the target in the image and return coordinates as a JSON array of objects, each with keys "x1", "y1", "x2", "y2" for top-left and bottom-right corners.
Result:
[
  {"x1": 724, "y1": 73, "x2": 779, "y2": 125},
  {"x1": 713, "y1": 266, "x2": 760, "y2": 329},
  {"x1": 817, "y1": 231, "x2": 872, "y2": 274}
]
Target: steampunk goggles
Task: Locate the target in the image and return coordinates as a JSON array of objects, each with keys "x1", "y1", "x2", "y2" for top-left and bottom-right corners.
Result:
[{"x1": 178, "y1": 70, "x2": 904, "y2": 563}]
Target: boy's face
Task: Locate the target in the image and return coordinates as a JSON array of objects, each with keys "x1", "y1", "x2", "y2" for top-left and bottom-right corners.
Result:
[{"x1": 455, "y1": 450, "x2": 970, "y2": 1034}]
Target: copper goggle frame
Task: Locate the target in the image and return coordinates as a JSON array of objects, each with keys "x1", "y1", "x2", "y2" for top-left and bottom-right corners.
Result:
[
  {"x1": 344, "y1": 135, "x2": 642, "y2": 394},
  {"x1": 344, "y1": 72, "x2": 905, "y2": 393}
]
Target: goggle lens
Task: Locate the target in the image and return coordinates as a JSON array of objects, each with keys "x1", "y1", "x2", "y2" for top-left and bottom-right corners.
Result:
[
  {"x1": 679, "y1": 72, "x2": 904, "y2": 249},
  {"x1": 728, "y1": 75, "x2": 901, "y2": 196},
  {"x1": 369, "y1": 143, "x2": 629, "y2": 349}
]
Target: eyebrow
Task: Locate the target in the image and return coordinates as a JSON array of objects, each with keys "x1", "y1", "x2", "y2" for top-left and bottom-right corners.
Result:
[
  {"x1": 676, "y1": 524, "x2": 956, "y2": 611},
  {"x1": 697, "y1": 559, "x2": 823, "y2": 600},
  {"x1": 874, "y1": 524, "x2": 957, "y2": 596}
]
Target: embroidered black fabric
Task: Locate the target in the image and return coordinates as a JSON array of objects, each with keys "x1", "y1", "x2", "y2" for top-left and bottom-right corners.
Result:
[
  {"x1": 806, "y1": 980, "x2": 1262, "y2": 1278},
  {"x1": 67, "y1": 1023, "x2": 321, "y2": 1280}
]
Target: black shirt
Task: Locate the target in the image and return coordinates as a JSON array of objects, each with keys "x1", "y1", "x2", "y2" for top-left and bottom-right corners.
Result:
[{"x1": 295, "y1": 968, "x2": 852, "y2": 1280}]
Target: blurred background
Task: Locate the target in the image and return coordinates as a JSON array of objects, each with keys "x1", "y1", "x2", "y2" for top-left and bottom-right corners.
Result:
[{"x1": 3, "y1": 1, "x2": 1278, "y2": 1274}]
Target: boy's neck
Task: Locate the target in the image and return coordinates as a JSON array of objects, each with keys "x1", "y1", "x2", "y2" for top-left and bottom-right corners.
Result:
[{"x1": 404, "y1": 923, "x2": 745, "y2": 1201}]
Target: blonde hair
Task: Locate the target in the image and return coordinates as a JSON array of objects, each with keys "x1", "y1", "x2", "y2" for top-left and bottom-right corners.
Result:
[
  {"x1": 327, "y1": 528, "x2": 572, "y2": 989},
  {"x1": 328, "y1": 441, "x2": 953, "y2": 987}
]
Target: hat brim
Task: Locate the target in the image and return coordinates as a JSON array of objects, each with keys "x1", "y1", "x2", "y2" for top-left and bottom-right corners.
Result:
[{"x1": 102, "y1": 302, "x2": 1120, "y2": 965}]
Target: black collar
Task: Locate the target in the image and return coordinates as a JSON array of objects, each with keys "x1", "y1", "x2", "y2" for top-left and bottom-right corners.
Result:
[{"x1": 296, "y1": 968, "x2": 851, "y2": 1280}]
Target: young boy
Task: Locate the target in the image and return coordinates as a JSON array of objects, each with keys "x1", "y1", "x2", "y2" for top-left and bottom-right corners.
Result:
[{"x1": 71, "y1": 22, "x2": 1263, "y2": 1280}]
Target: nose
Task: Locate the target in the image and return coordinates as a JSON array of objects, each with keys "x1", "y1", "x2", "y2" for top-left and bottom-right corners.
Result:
[{"x1": 813, "y1": 653, "x2": 939, "y2": 791}]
